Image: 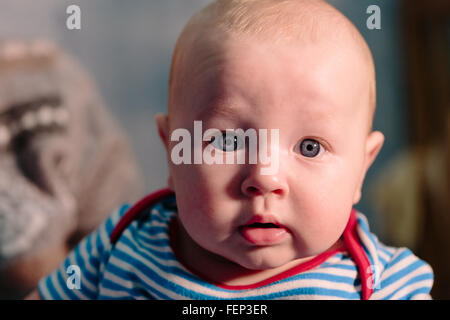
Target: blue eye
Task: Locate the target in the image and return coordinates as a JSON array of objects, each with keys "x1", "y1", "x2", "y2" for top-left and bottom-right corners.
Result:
[
  {"x1": 298, "y1": 139, "x2": 321, "y2": 157},
  {"x1": 210, "y1": 131, "x2": 244, "y2": 152}
]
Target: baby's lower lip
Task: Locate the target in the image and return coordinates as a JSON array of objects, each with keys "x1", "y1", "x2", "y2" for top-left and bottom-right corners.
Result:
[{"x1": 239, "y1": 224, "x2": 288, "y2": 245}]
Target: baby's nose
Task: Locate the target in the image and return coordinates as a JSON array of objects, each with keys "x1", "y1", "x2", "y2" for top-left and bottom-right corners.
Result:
[{"x1": 241, "y1": 169, "x2": 288, "y2": 198}]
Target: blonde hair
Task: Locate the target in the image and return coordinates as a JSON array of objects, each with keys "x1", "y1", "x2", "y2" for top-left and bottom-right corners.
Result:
[{"x1": 168, "y1": 0, "x2": 376, "y2": 129}]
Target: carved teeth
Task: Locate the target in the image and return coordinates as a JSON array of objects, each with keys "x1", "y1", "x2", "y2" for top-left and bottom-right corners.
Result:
[
  {"x1": 37, "y1": 105, "x2": 53, "y2": 126},
  {"x1": 0, "y1": 105, "x2": 67, "y2": 146},
  {"x1": 0, "y1": 124, "x2": 11, "y2": 147},
  {"x1": 21, "y1": 106, "x2": 68, "y2": 129},
  {"x1": 20, "y1": 111, "x2": 38, "y2": 130}
]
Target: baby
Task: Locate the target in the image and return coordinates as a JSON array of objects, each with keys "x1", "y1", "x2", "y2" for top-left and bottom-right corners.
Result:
[{"x1": 29, "y1": 0, "x2": 433, "y2": 300}]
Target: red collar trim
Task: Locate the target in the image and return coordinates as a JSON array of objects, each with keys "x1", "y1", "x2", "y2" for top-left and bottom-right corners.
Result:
[
  {"x1": 111, "y1": 189, "x2": 373, "y2": 299},
  {"x1": 110, "y1": 188, "x2": 174, "y2": 244},
  {"x1": 342, "y1": 209, "x2": 374, "y2": 300}
]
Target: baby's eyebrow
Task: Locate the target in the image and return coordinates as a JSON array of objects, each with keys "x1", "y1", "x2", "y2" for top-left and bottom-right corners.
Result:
[{"x1": 196, "y1": 102, "x2": 241, "y2": 121}]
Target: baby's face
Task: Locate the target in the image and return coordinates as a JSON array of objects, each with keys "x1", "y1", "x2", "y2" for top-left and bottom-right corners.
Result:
[{"x1": 162, "y1": 36, "x2": 383, "y2": 271}]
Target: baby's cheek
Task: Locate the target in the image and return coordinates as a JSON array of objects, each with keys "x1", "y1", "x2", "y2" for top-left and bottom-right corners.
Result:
[
  {"x1": 310, "y1": 169, "x2": 358, "y2": 217},
  {"x1": 296, "y1": 216, "x2": 347, "y2": 256},
  {"x1": 290, "y1": 188, "x2": 351, "y2": 254},
  {"x1": 179, "y1": 192, "x2": 231, "y2": 233}
]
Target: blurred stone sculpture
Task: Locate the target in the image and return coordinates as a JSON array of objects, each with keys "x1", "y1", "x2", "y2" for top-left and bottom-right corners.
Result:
[{"x1": 0, "y1": 40, "x2": 143, "y2": 298}]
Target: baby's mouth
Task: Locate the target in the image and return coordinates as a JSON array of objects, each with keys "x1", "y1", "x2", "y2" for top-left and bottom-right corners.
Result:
[
  {"x1": 239, "y1": 217, "x2": 288, "y2": 245},
  {"x1": 245, "y1": 222, "x2": 281, "y2": 229}
]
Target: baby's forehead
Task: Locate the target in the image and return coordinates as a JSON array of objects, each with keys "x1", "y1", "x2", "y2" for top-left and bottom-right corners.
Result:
[
  {"x1": 169, "y1": 0, "x2": 375, "y2": 128},
  {"x1": 183, "y1": 36, "x2": 367, "y2": 109}
]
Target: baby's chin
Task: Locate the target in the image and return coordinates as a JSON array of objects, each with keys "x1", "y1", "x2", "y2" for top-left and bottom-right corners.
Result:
[
  {"x1": 228, "y1": 240, "x2": 340, "y2": 272},
  {"x1": 229, "y1": 246, "x2": 307, "y2": 271},
  {"x1": 238, "y1": 259, "x2": 291, "y2": 271}
]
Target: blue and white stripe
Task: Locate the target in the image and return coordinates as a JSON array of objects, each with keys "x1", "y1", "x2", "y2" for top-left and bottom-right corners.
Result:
[{"x1": 37, "y1": 196, "x2": 433, "y2": 300}]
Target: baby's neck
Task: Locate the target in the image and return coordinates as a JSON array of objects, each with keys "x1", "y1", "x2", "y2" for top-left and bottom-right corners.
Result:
[{"x1": 171, "y1": 217, "x2": 344, "y2": 287}]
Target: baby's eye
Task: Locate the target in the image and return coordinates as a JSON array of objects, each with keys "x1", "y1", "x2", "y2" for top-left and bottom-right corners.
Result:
[
  {"x1": 210, "y1": 131, "x2": 244, "y2": 152},
  {"x1": 296, "y1": 138, "x2": 322, "y2": 158}
]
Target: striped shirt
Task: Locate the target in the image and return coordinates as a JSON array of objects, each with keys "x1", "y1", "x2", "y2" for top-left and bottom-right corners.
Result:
[{"x1": 38, "y1": 189, "x2": 434, "y2": 300}]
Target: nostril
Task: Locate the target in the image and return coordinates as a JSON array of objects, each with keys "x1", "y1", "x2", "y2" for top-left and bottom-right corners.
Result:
[
  {"x1": 247, "y1": 186, "x2": 262, "y2": 196},
  {"x1": 273, "y1": 189, "x2": 284, "y2": 196}
]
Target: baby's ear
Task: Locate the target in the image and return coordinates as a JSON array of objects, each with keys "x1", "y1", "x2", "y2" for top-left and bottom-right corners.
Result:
[
  {"x1": 364, "y1": 131, "x2": 384, "y2": 173},
  {"x1": 155, "y1": 113, "x2": 175, "y2": 190},
  {"x1": 353, "y1": 131, "x2": 384, "y2": 204},
  {"x1": 155, "y1": 113, "x2": 170, "y2": 149}
]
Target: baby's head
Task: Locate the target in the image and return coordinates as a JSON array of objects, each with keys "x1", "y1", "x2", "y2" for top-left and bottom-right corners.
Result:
[{"x1": 156, "y1": 0, "x2": 384, "y2": 272}]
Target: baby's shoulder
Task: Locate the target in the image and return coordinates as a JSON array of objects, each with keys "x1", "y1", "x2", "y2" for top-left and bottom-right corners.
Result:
[
  {"x1": 371, "y1": 241, "x2": 434, "y2": 299},
  {"x1": 353, "y1": 212, "x2": 433, "y2": 299},
  {"x1": 107, "y1": 189, "x2": 177, "y2": 244}
]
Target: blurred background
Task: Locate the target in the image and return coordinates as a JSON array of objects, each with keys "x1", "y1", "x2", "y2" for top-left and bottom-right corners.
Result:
[{"x1": 0, "y1": 0, "x2": 448, "y2": 299}]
